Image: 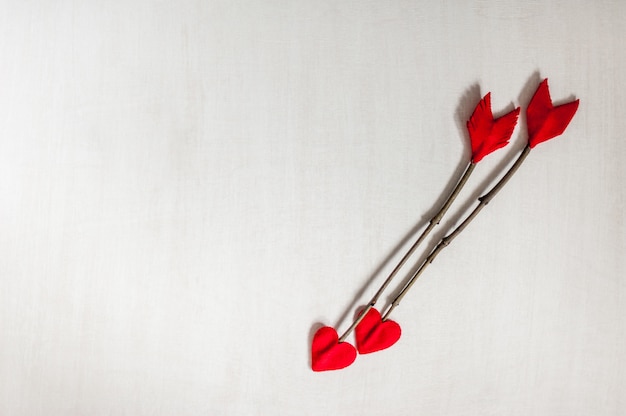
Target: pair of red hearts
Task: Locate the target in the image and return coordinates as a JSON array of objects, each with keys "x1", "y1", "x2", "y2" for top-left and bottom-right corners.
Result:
[{"x1": 311, "y1": 308, "x2": 401, "y2": 372}]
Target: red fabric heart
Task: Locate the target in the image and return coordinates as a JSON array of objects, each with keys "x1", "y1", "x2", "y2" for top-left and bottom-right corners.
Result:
[
  {"x1": 355, "y1": 308, "x2": 401, "y2": 354},
  {"x1": 311, "y1": 326, "x2": 357, "y2": 372}
]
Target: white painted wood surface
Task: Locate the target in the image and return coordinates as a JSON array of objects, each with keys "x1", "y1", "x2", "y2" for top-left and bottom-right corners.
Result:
[{"x1": 1, "y1": 1, "x2": 624, "y2": 414}]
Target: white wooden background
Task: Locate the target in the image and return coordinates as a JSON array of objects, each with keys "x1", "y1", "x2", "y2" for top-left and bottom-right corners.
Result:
[{"x1": 1, "y1": 1, "x2": 625, "y2": 415}]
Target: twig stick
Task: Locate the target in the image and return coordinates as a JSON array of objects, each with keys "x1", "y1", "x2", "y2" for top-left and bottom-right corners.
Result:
[
  {"x1": 337, "y1": 162, "x2": 476, "y2": 342},
  {"x1": 382, "y1": 144, "x2": 531, "y2": 320}
]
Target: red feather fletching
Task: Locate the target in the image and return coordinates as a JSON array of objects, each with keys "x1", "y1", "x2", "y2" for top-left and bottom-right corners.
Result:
[
  {"x1": 467, "y1": 92, "x2": 520, "y2": 163},
  {"x1": 527, "y1": 79, "x2": 580, "y2": 148}
]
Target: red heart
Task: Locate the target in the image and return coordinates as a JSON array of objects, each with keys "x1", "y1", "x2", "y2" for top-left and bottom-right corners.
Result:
[
  {"x1": 355, "y1": 308, "x2": 401, "y2": 354},
  {"x1": 311, "y1": 326, "x2": 357, "y2": 372}
]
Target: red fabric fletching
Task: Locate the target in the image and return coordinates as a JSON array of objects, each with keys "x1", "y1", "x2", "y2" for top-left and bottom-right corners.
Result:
[
  {"x1": 311, "y1": 326, "x2": 357, "y2": 372},
  {"x1": 467, "y1": 92, "x2": 520, "y2": 163},
  {"x1": 527, "y1": 79, "x2": 580, "y2": 148}
]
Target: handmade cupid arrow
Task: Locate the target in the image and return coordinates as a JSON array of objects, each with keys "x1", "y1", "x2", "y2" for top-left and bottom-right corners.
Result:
[{"x1": 311, "y1": 78, "x2": 579, "y2": 372}]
